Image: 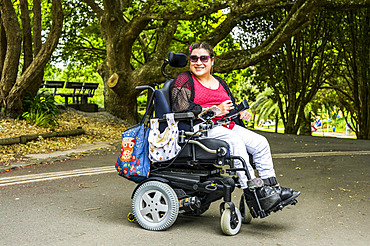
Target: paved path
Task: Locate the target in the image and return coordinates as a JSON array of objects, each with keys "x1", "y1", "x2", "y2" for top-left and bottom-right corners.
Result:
[{"x1": 0, "y1": 131, "x2": 369, "y2": 245}]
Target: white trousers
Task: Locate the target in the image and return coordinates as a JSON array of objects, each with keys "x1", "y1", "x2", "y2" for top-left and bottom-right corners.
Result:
[{"x1": 207, "y1": 124, "x2": 276, "y2": 189}]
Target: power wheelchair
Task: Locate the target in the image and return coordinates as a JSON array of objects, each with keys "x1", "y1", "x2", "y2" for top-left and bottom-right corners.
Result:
[{"x1": 127, "y1": 52, "x2": 297, "y2": 235}]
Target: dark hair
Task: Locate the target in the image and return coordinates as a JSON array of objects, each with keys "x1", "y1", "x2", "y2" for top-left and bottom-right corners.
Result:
[{"x1": 189, "y1": 42, "x2": 215, "y2": 58}]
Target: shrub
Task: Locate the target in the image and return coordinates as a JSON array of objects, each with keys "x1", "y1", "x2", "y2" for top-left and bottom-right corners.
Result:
[
  {"x1": 22, "y1": 109, "x2": 57, "y2": 128},
  {"x1": 21, "y1": 92, "x2": 60, "y2": 127}
]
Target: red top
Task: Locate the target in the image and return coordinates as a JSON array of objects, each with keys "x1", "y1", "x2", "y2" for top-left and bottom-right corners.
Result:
[{"x1": 193, "y1": 75, "x2": 235, "y2": 129}]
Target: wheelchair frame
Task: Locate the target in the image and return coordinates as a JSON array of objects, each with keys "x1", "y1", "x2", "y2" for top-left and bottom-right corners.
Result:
[{"x1": 126, "y1": 52, "x2": 290, "y2": 235}]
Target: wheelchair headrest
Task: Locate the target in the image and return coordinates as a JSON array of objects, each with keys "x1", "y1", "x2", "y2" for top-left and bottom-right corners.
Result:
[{"x1": 168, "y1": 53, "x2": 187, "y2": 67}]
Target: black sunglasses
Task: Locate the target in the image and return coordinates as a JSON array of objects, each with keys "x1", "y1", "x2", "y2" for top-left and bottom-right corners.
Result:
[{"x1": 189, "y1": 55, "x2": 210, "y2": 63}]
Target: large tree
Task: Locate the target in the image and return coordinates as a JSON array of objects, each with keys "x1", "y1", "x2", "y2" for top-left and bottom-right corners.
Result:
[
  {"x1": 79, "y1": 0, "x2": 370, "y2": 125},
  {"x1": 0, "y1": 0, "x2": 63, "y2": 118},
  {"x1": 231, "y1": 2, "x2": 370, "y2": 137},
  {"x1": 252, "y1": 11, "x2": 335, "y2": 135},
  {"x1": 79, "y1": 0, "x2": 322, "y2": 124},
  {"x1": 324, "y1": 8, "x2": 370, "y2": 139},
  {"x1": 2, "y1": 0, "x2": 369, "y2": 124}
]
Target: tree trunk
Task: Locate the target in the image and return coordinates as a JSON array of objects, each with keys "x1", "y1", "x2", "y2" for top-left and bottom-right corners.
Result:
[
  {"x1": 0, "y1": 0, "x2": 22, "y2": 107},
  {"x1": 0, "y1": 0, "x2": 63, "y2": 117},
  {"x1": 20, "y1": 0, "x2": 33, "y2": 74},
  {"x1": 0, "y1": 17, "x2": 7, "y2": 80},
  {"x1": 33, "y1": 0, "x2": 42, "y2": 56},
  {"x1": 96, "y1": 1, "x2": 155, "y2": 125},
  {"x1": 105, "y1": 88, "x2": 138, "y2": 124},
  {"x1": 357, "y1": 7, "x2": 370, "y2": 139},
  {"x1": 299, "y1": 112, "x2": 312, "y2": 135},
  {"x1": 28, "y1": 0, "x2": 44, "y2": 96},
  {"x1": 283, "y1": 39, "x2": 300, "y2": 135}
]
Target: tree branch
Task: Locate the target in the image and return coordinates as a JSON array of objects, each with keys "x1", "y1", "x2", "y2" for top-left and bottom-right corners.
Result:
[
  {"x1": 319, "y1": 0, "x2": 370, "y2": 9},
  {"x1": 215, "y1": 0, "x2": 317, "y2": 72},
  {"x1": 81, "y1": 0, "x2": 103, "y2": 18}
]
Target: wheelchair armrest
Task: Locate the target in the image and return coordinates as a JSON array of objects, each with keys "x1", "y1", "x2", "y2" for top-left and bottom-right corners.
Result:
[
  {"x1": 224, "y1": 99, "x2": 249, "y2": 118},
  {"x1": 159, "y1": 112, "x2": 194, "y2": 122}
]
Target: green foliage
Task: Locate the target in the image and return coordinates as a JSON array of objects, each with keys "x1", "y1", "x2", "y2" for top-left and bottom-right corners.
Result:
[
  {"x1": 35, "y1": 0, "x2": 369, "y2": 136},
  {"x1": 22, "y1": 109, "x2": 57, "y2": 128},
  {"x1": 21, "y1": 92, "x2": 60, "y2": 128},
  {"x1": 55, "y1": 1, "x2": 105, "y2": 67},
  {"x1": 250, "y1": 10, "x2": 337, "y2": 134},
  {"x1": 137, "y1": 94, "x2": 147, "y2": 109},
  {"x1": 250, "y1": 88, "x2": 280, "y2": 122},
  {"x1": 331, "y1": 117, "x2": 347, "y2": 129},
  {"x1": 217, "y1": 67, "x2": 257, "y2": 103},
  {"x1": 326, "y1": 8, "x2": 370, "y2": 138}
]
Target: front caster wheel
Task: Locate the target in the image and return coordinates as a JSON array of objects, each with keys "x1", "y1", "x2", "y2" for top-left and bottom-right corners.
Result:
[
  {"x1": 132, "y1": 181, "x2": 179, "y2": 231},
  {"x1": 220, "y1": 207, "x2": 242, "y2": 236}
]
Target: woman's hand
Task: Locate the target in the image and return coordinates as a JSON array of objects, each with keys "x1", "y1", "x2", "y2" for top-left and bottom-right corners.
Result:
[
  {"x1": 239, "y1": 109, "x2": 252, "y2": 121},
  {"x1": 217, "y1": 100, "x2": 234, "y2": 116}
]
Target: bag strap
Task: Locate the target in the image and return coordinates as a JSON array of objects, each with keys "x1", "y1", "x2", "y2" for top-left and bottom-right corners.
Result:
[
  {"x1": 150, "y1": 118, "x2": 159, "y2": 132},
  {"x1": 165, "y1": 113, "x2": 177, "y2": 129},
  {"x1": 139, "y1": 91, "x2": 155, "y2": 126}
]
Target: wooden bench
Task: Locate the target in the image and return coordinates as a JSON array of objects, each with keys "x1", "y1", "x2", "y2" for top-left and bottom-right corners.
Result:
[
  {"x1": 39, "y1": 81, "x2": 99, "y2": 112},
  {"x1": 80, "y1": 83, "x2": 99, "y2": 104},
  {"x1": 41, "y1": 81, "x2": 65, "y2": 96},
  {"x1": 58, "y1": 82, "x2": 84, "y2": 105}
]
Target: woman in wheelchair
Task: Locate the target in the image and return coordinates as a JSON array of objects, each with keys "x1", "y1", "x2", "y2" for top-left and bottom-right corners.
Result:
[{"x1": 170, "y1": 42, "x2": 300, "y2": 212}]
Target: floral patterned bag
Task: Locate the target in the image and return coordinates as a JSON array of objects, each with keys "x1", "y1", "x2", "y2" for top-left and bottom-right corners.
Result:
[{"x1": 115, "y1": 123, "x2": 150, "y2": 183}]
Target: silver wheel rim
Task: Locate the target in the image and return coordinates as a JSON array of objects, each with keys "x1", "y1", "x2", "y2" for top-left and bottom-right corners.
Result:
[
  {"x1": 132, "y1": 181, "x2": 179, "y2": 231},
  {"x1": 139, "y1": 189, "x2": 169, "y2": 223}
]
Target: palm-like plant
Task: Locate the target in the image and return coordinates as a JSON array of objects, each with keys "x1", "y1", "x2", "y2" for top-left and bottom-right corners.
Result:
[{"x1": 250, "y1": 88, "x2": 280, "y2": 125}]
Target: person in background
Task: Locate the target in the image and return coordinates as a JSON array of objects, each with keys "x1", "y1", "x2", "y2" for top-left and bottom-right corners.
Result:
[
  {"x1": 170, "y1": 42, "x2": 300, "y2": 212},
  {"x1": 345, "y1": 123, "x2": 351, "y2": 135}
]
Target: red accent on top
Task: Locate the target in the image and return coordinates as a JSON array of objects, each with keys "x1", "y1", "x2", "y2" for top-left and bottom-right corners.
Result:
[
  {"x1": 193, "y1": 75, "x2": 229, "y2": 107},
  {"x1": 193, "y1": 75, "x2": 235, "y2": 129}
]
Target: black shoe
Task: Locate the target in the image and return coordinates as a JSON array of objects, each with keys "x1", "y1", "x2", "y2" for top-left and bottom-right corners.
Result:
[
  {"x1": 275, "y1": 190, "x2": 301, "y2": 211},
  {"x1": 273, "y1": 186, "x2": 295, "y2": 201},
  {"x1": 244, "y1": 186, "x2": 281, "y2": 211},
  {"x1": 262, "y1": 177, "x2": 300, "y2": 201},
  {"x1": 282, "y1": 190, "x2": 300, "y2": 203}
]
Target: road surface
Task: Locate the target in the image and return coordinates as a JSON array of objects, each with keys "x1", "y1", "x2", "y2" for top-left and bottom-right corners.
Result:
[{"x1": 1, "y1": 131, "x2": 369, "y2": 245}]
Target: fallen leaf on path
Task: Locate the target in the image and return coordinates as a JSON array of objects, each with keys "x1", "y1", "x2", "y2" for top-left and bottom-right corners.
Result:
[
  {"x1": 338, "y1": 187, "x2": 351, "y2": 192},
  {"x1": 78, "y1": 183, "x2": 97, "y2": 189},
  {"x1": 83, "y1": 207, "x2": 101, "y2": 212}
]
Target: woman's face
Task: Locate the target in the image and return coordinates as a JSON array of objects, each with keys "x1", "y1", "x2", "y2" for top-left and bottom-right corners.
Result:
[{"x1": 189, "y1": 48, "x2": 214, "y2": 78}]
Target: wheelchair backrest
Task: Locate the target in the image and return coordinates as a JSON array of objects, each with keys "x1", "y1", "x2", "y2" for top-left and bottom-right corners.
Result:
[
  {"x1": 154, "y1": 79, "x2": 173, "y2": 119},
  {"x1": 154, "y1": 52, "x2": 187, "y2": 119}
]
